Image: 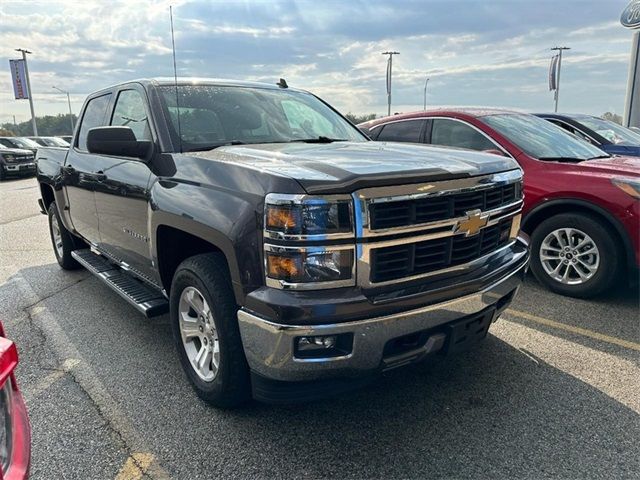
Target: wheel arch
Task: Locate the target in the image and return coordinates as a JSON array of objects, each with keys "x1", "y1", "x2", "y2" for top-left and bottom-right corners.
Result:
[
  {"x1": 522, "y1": 199, "x2": 632, "y2": 267},
  {"x1": 154, "y1": 222, "x2": 244, "y2": 304}
]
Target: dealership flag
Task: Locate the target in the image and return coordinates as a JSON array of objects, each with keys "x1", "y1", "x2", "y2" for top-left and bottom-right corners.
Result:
[
  {"x1": 9, "y1": 59, "x2": 29, "y2": 99},
  {"x1": 549, "y1": 54, "x2": 559, "y2": 91}
]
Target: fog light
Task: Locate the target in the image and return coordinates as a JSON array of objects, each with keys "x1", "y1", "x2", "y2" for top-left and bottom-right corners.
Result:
[
  {"x1": 298, "y1": 335, "x2": 337, "y2": 350},
  {"x1": 294, "y1": 333, "x2": 354, "y2": 359}
]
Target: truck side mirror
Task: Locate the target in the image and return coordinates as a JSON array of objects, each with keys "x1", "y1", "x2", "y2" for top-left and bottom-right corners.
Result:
[{"x1": 86, "y1": 126, "x2": 151, "y2": 159}]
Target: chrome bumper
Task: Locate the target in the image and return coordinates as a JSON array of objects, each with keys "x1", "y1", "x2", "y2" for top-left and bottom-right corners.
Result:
[{"x1": 238, "y1": 259, "x2": 527, "y2": 382}]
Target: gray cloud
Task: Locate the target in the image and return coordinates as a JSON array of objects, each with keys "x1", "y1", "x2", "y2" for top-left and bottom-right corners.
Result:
[{"x1": 0, "y1": 0, "x2": 633, "y2": 123}]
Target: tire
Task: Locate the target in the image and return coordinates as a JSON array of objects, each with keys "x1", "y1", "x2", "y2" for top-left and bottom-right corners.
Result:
[
  {"x1": 0, "y1": 167, "x2": 5, "y2": 181},
  {"x1": 530, "y1": 212, "x2": 622, "y2": 298},
  {"x1": 170, "y1": 253, "x2": 251, "y2": 408},
  {"x1": 48, "y1": 201, "x2": 82, "y2": 270}
]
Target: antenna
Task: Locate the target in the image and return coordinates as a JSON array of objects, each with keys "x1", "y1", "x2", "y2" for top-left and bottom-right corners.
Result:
[{"x1": 170, "y1": 5, "x2": 183, "y2": 153}]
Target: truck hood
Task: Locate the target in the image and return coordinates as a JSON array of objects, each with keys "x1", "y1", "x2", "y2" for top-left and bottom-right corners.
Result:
[
  {"x1": 581, "y1": 155, "x2": 640, "y2": 177},
  {"x1": 195, "y1": 141, "x2": 519, "y2": 193}
]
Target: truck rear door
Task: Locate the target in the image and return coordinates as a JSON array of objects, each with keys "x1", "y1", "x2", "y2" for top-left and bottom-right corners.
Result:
[{"x1": 63, "y1": 93, "x2": 113, "y2": 245}]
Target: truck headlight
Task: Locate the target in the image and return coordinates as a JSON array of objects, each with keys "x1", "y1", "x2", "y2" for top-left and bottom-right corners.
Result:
[
  {"x1": 612, "y1": 177, "x2": 640, "y2": 199},
  {"x1": 264, "y1": 194, "x2": 353, "y2": 239},
  {"x1": 265, "y1": 246, "x2": 355, "y2": 289},
  {"x1": 1, "y1": 155, "x2": 15, "y2": 163}
]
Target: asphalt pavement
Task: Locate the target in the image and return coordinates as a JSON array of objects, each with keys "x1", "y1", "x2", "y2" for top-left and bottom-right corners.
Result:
[{"x1": 1, "y1": 176, "x2": 638, "y2": 479}]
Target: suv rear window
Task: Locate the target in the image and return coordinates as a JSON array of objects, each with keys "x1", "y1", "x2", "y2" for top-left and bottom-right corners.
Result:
[{"x1": 376, "y1": 120, "x2": 424, "y2": 143}]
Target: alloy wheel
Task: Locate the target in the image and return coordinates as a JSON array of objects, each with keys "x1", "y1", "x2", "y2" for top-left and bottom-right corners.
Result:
[
  {"x1": 178, "y1": 286, "x2": 220, "y2": 382},
  {"x1": 539, "y1": 228, "x2": 600, "y2": 285}
]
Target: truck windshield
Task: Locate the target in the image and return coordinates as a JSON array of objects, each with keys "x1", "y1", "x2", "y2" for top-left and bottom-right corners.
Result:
[
  {"x1": 482, "y1": 113, "x2": 609, "y2": 161},
  {"x1": 158, "y1": 84, "x2": 366, "y2": 151}
]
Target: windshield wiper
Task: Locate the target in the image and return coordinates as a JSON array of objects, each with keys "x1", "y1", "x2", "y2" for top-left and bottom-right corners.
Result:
[
  {"x1": 538, "y1": 156, "x2": 587, "y2": 163},
  {"x1": 287, "y1": 136, "x2": 348, "y2": 144},
  {"x1": 587, "y1": 154, "x2": 611, "y2": 160},
  {"x1": 183, "y1": 141, "x2": 246, "y2": 152}
]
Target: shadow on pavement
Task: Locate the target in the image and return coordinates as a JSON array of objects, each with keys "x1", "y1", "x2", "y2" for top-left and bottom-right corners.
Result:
[{"x1": 6, "y1": 264, "x2": 640, "y2": 479}]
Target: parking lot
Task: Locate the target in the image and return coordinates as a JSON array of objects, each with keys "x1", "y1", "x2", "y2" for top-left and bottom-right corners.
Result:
[{"x1": 0, "y1": 176, "x2": 638, "y2": 479}]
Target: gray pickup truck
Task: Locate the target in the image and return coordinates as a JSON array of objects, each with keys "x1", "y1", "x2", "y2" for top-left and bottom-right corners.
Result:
[{"x1": 36, "y1": 78, "x2": 529, "y2": 407}]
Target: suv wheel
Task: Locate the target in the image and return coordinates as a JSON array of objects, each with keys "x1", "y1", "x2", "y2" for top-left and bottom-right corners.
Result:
[
  {"x1": 170, "y1": 253, "x2": 250, "y2": 408},
  {"x1": 530, "y1": 212, "x2": 621, "y2": 298},
  {"x1": 48, "y1": 202, "x2": 81, "y2": 270}
]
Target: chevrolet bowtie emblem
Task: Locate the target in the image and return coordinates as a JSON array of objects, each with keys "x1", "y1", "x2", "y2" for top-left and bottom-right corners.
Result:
[{"x1": 455, "y1": 209, "x2": 489, "y2": 237}]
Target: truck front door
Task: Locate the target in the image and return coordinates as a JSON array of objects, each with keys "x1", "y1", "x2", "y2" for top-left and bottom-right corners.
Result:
[{"x1": 93, "y1": 86, "x2": 156, "y2": 283}]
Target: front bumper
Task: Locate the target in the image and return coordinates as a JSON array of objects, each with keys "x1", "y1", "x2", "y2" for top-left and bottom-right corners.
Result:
[
  {"x1": 238, "y1": 251, "x2": 528, "y2": 383},
  {"x1": 2, "y1": 163, "x2": 36, "y2": 175}
]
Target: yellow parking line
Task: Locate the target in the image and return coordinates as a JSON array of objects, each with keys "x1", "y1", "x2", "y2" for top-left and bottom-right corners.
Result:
[
  {"x1": 115, "y1": 453, "x2": 155, "y2": 480},
  {"x1": 504, "y1": 308, "x2": 640, "y2": 352},
  {"x1": 23, "y1": 359, "x2": 80, "y2": 404}
]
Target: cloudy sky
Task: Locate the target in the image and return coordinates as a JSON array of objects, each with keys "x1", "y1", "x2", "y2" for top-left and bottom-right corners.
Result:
[{"x1": 0, "y1": 0, "x2": 633, "y2": 125}]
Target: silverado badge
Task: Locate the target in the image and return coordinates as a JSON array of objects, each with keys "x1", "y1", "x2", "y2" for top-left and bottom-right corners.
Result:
[{"x1": 455, "y1": 209, "x2": 489, "y2": 237}]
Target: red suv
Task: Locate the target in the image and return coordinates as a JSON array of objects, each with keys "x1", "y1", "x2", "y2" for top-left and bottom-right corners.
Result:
[{"x1": 359, "y1": 109, "x2": 640, "y2": 297}]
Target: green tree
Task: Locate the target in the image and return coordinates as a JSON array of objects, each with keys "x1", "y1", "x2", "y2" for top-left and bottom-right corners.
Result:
[
  {"x1": 1, "y1": 114, "x2": 78, "y2": 136},
  {"x1": 344, "y1": 113, "x2": 377, "y2": 125}
]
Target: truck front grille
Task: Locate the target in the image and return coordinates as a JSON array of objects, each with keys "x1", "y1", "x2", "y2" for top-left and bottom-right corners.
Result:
[
  {"x1": 370, "y1": 219, "x2": 512, "y2": 283},
  {"x1": 369, "y1": 183, "x2": 518, "y2": 230}
]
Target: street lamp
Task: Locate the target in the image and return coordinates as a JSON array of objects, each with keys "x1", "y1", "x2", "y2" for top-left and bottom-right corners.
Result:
[
  {"x1": 423, "y1": 77, "x2": 429, "y2": 111},
  {"x1": 52, "y1": 86, "x2": 74, "y2": 133}
]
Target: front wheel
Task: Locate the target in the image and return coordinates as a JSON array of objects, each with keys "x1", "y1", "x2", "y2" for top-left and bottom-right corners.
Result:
[
  {"x1": 170, "y1": 253, "x2": 251, "y2": 408},
  {"x1": 530, "y1": 212, "x2": 622, "y2": 298}
]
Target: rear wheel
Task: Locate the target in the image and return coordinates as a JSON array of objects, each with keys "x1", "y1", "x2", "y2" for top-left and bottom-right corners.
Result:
[
  {"x1": 48, "y1": 202, "x2": 81, "y2": 270},
  {"x1": 170, "y1": 253, "x2": 250, "y2": 408},
  {"x1": 530, "y1": 212, "x2": 622, "y2": 298}
]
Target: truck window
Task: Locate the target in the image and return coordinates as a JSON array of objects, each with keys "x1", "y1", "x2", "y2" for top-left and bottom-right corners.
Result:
[
  {"x1": 430, "y1": 118, "x2": 495, "y2": 151},
  {"x1": 377, "y1": 120, "x2": 424, "y2": 142},
  {"x1": 111, "y1": 90, "x2": 151, "y2": 141},
  {"x1": 77, "y1": 94, "x2": 112, "y2": 151}
]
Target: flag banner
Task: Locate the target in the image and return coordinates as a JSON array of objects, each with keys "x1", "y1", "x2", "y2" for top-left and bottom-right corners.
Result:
[
  {"x1": 9, "y1": 59, "x2": 29, "y2": 99},
  {"x1": 549, "y1": 55, "x2": 559, "y2": 91}
]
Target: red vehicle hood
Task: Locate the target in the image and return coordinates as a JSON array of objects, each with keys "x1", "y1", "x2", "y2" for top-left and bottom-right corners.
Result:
[{"x1": 581, "y1": 155, "x2": 640, "y2": 177}]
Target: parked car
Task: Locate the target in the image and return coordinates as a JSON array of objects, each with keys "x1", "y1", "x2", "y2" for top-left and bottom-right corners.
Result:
[
  {"x1": 27, "y1": 136, "x2": 70, "y2": 148},
  {"x1": 0, "y1": 322, "x2": 31, "y2": 479},
  {"x1": 36, "y1": 79, "x2": 529, "y2": 407},
  {"x1": 359, "y1": 109, "x2": 639, "y2": 297},
  {"x1": 0, "y1": 138, "x2": 39, "y2": 155},
  {"x1": 0, "y1": 144, "x2": 36, "y2": 180},
  {"x1": 536, "y1": 113, "x2": 640, "y2": 157}
]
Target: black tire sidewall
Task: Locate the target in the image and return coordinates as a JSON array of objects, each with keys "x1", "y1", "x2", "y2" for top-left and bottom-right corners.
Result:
[
  {"x1": 48, "y1": 202, "x2": 80, "y2": 270},
  {"x1": 169, "y1": 254, "x2": 250, "y2": 407},
  {"x1": 530, "y1": 213, "x2": 620, "y2": 297}
]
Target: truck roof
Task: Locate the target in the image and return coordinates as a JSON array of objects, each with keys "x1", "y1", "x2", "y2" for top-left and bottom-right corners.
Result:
[{"x1": 93, "y1": 77, "x2": 301, "y2": 94}]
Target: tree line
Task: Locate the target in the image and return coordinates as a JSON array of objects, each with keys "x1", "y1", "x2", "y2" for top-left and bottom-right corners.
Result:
[
  {"x1": 0, "y1": 114, "x2": 77, "y2": 137},
  {"x1": 0, "y1": 111, "x2": 624, "y2": 138}
]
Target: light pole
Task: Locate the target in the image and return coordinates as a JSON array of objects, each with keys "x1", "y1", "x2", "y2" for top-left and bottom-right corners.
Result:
[
  {"x1": 423, "y1": 77, "x2": 429, "y2": 111},
  {"x1": 382, "y1": 51, "x2": 400, "y2": 116},
  {"x1": 15, "y1": 48, "x2": 37, "y2": 135},
  {"x1": 551, "y1": 46, "x2": 570, "y2": 112},
  {"x1": 52, "y1": 86, "x2": 74, "y2": 133}
]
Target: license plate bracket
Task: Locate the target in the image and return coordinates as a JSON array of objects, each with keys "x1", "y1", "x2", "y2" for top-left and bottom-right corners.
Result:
[{"x1": 444, "y1": 308, "x2": 495, "y2": 354}]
